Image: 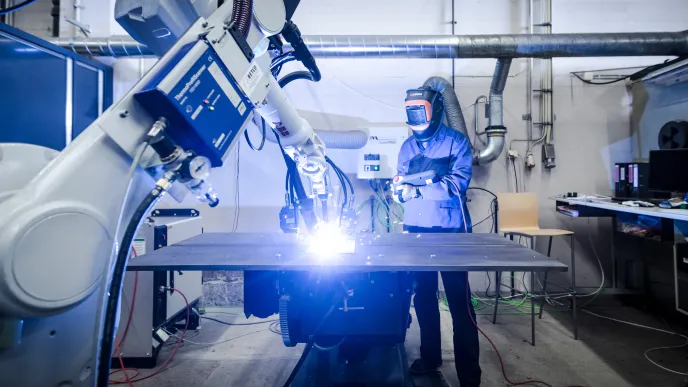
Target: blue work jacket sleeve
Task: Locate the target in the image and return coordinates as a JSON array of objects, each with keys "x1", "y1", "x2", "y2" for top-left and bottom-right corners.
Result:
[
  {"x1": 396, "y1": 140, "x2": 412, "y2": 175},
  {"x1": 418, "y1": 134, "x2": 473, "y2": 200}
]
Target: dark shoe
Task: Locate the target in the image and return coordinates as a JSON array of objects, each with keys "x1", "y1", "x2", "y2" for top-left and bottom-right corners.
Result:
[{"x1": 408, "y1": 358, "x2": 442, "y2": 375}]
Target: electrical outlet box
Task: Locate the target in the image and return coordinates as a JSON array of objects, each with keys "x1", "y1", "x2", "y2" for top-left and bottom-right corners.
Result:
[{"x1": 357, "y1": 127, "x2": 408, "y2": 179}]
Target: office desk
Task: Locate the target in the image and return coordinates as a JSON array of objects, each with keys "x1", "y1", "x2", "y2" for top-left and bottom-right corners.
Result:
[
  {"x1": 554, "y1": 198, "x2": 688, "y2": 222},
  {"x1": 552, "y1": 197, "x2": 688, "y2": 315}
]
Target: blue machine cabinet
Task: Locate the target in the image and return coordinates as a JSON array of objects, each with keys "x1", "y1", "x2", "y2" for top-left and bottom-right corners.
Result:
[{"x1": 0, "y1": 23, "x2": 113, "y2": 151}]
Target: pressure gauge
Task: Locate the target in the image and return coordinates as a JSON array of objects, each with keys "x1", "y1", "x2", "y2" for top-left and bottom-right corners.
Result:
[{"x1": 188, "y1": 156, "x2": 211, "y2": 180}]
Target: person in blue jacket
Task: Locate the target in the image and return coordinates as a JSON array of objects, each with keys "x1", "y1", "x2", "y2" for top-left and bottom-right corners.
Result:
[{"x1": 394, "y1": 86, "x2": 481, "y2": 386}]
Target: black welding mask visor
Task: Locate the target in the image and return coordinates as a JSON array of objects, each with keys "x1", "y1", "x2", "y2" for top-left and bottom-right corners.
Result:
[{"x1": 405, "y1": 88, "x2": 444, "y2": 141}]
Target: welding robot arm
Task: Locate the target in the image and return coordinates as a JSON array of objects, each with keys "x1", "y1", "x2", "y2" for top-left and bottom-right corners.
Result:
[{"x1": 0, "y1": 2, "x2": 327, "y2": 386}]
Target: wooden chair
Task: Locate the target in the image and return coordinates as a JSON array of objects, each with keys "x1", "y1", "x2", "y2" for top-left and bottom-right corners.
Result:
[{"x1": 494, "y1": 192, "x2": 578, "y2": 345}]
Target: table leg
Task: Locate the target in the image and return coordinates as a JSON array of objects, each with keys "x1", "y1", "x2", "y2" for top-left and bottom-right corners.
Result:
[
  {"x1": 571, "y1": 234, "x2": 578, "y2": 340},
  {"x1": 539, "y1": 270, "x2": 548, "y2": 319},
  {"x1": 611, "y1": 216, "x2": 617, "y2": 289},
  {"x1": 539, "y1": 236, "x2": 553, "y2": 319},
  {"x1": 531, "y1": 271, "x2": 536, "y2": 346},
  {"x1": 509, "y1": 234, "x2": 515, "y2": 297},
  {"x1": 493, "y1": 271, "x2": 502, "y2": 324}
]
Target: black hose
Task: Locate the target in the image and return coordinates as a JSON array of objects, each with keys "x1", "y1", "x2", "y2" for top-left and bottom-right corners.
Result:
[
  {"x1": 326, "y1": 158, "x2": 348, "y2": 206},
  {"x1": 281, "y1": 342, "x2": 314, "y2": 387},
  {"x1": 278, "y1": 71, "x2": 314, "y2": 88},
  {"x1": 467, "y1": 186, "x2": 497, "y2": 199},
  {"x1": 245, "y1": 117, "x2": 266, "y2": 151},
  {"x1": 230, "y1": 0, "x2": 253, "y2": 38},
  {"x1": 326, "y1": 156, "x2": 354, "y2": 196},
  {"x1": 281, "y1": 21, "x2": 322, "y2": 83},
  {"x1": 282, "y1": 304, "x2": 336, "y2": 387},
  {"x1": 96, "y1": 185, "x2": 167, "y2": 387},
  {"x1": 273, "y1": 130, "x2": 318, "y2": 231}
]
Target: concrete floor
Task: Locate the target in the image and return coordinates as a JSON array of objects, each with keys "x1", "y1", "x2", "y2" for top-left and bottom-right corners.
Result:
[{"x1": 118, "y1": 301, "x2": 688, "y2": 387}]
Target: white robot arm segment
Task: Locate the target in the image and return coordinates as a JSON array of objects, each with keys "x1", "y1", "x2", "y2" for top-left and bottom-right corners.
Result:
[{"x1": 0, "y1": 2, "x2": 327, "y2": 386}]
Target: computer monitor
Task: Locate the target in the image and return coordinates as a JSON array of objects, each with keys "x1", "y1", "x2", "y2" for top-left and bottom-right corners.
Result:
[{"x1": 649, "y1": 149, "x2": 688, "y2": 193}]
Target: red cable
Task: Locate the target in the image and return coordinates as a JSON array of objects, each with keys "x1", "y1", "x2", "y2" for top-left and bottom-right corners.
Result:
[
  {"x1": 110, "y1": 288, "x2": 190, "y2": 384},
  {"x1": 109, "y1": 247, "x2": 139, "y2": 386},
  {"x1": 465, "y1": 281, "x2": 585, "y2": 387}
]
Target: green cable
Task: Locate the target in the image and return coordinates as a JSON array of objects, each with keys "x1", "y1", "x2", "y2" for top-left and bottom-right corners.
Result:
[{"x1": 374, "y1": 202, "x2": 391, "y2": 229}]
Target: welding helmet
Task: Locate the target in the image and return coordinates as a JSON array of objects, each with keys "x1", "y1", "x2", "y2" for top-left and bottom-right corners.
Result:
[{"x1": 405, "y1": 87, "x2": 444, "y2": 142}]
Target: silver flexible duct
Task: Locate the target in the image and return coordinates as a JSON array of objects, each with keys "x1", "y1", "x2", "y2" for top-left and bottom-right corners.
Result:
[
  {"x1": 488, "y1": 58, "x2": 511, "y2": 128},
  {"x1": 423, "y1": 77, "x2": 468, "y2": 138},
  {"x1": 50, "y1": 30, "x2": 688, "y2": 58},
  {"x1": 474, "y1": 58, "x2": 511, "y2": 165}
]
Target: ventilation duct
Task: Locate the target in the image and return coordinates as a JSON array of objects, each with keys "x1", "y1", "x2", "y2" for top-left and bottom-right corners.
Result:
[
  {"x1": 474, "y1": 58, "x2": 511, "y2": 165},
  {"x1": 51, "y1": 31, "x2": 688, "y2": 58}
]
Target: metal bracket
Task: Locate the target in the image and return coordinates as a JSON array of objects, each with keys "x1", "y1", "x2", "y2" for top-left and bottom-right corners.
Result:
[
  {"x1": 151, "y1": 208, "x2": 200, "y2": 217},
  {"x1": 225, "y1": 22, "x2": 255, "y2": 62},
  {"x1": 522, "y1": 113, "x2": 531, "y2": 121}
]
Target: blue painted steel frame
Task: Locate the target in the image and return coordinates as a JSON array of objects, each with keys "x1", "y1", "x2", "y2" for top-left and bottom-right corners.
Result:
[{"x1": 0, "y1": 23, "x2": 113, "y2": 150}]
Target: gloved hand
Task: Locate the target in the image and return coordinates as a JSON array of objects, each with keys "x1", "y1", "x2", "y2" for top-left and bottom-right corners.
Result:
[{"x1": 393, "y1": 184, "x2": 420, "y2": 204}]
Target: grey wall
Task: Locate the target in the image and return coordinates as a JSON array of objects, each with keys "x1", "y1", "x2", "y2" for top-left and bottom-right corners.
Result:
[{"x1": 13, "y1": 0, "x2": 688, "y2": 300}]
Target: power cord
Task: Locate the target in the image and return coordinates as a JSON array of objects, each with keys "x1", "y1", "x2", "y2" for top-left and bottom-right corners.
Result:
[
  {"x1": 201, "y1": 316, "x2": 278, "y2": 326},
  {"x1": 109, "y1": 247, "x2": 140, "y2": 387},
  {"x1": 168, "y1": 329, "x2": 264, "y2": 347},
  {"x1": 537, "y1": 219, "x2": 605, "y2": 306},
  {"x1": 109, "y1": 288, "x2": 190, "y2": 384},
  {"x1": 581, "y1": 309, "x2": 688, "y2": 376}
]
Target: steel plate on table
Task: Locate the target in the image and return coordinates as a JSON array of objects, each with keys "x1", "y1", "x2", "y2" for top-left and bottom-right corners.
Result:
[{"x1": 127, "y1": 232, "x2": 567, "y2": 273}]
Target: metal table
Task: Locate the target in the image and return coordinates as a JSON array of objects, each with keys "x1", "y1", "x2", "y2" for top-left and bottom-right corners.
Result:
[
  {"x1": 127, "y1": 232, "x2": 569, "y2": 273},
  {"x1": 127, "y1": 232, "x2": 568, "y2": 387}
]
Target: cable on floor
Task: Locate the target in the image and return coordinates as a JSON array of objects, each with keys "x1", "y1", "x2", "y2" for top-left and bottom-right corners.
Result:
[
  {"x1": 465, "y1": 281, "x2": 586, "y2": 387},
  {"x1": 536, "y1": 219, "x2": 605, "y2": 311},
  {"x1": 269, "y1": 321, "x2": 282, "y2": 335},
  {"x1": 201, "y1": 316, "x2": 278, "y2": 326},
  {"x1": 170, "y1": 330, "x2": 265, "y2": 347},
  {"x1": 581, "y1": 309, "x2": 688, "y2": 376}
]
